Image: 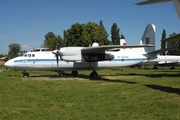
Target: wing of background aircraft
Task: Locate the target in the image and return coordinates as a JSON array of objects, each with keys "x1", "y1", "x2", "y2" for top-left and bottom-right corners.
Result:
[
  {"x1": 136, "y1": 0, "x2": 171, "y2": 5},
  {"x1": 162, "y1": 33, "x2": 180, "y2": 42},
  {"x1": 136, "y1": 0, "x2": 180, "y2": 19}
]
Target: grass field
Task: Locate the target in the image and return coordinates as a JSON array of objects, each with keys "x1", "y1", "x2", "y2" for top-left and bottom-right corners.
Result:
[{"x1": 0, "y1": 66, "x2": 180, "y2": 120}]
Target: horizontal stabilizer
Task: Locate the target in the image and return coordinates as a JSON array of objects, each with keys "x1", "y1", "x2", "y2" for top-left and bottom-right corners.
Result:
[{"x1": 147, "y1": 47, "x2": 172, "y2": 55}]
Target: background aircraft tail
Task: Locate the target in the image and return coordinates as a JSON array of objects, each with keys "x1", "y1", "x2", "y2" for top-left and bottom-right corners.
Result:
[{"x1": 139, "y1": 24, "x2": 155, "y2": 53}]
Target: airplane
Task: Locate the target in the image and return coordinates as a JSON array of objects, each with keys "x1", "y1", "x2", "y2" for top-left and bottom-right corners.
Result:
[
  {"x1": 136, "y1": 0, "x2": 180, "y2": 43},
  {"x1": 136, "y1": 0, "x2": 180, "y2": 19},
  {"x1": 120, "y1": 35, "x2": 180, "y2": 69},
  {"x1": 5, "y1": 24, "x2": 156, "y2": 78}
]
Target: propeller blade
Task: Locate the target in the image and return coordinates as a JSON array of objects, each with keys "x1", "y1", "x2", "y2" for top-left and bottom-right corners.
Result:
[{"x1": 56, "y1": 51, "x2": 59, "y2": 67}]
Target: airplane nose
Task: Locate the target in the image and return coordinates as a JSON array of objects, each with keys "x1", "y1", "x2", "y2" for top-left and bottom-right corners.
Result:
[{"x1": 4, "y1": 59, "x2": 14, "y2": 68}]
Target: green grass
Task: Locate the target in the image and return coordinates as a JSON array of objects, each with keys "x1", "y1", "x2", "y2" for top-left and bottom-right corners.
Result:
[{"x1": 0, "y1": 66, "x2": 180, "y2": 120}]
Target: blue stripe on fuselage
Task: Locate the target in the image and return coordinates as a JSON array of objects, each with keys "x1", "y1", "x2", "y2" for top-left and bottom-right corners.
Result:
[{"x1": 14, "y1": 58, "x2": 146, "y2": 63}]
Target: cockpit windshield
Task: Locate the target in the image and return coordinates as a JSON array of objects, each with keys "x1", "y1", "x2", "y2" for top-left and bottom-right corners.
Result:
[{"x1": 32, "y1": 48, "x2": 50, "y2": 52}]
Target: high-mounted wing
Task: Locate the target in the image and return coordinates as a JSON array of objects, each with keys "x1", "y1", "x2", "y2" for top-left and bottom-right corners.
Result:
[
  {"x1": 81, "y1": 44, "x2": 154, "y2": 53},
  {"x1": 81, "y1": 44, "x2": 154, "y2": 62}
]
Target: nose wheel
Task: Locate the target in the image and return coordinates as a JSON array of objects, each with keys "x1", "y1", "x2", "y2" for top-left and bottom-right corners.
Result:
[
  {"x1": 22, "y1": 71, "x2": 29, "y2": 77},
  {"x1": 72, "y1": 71, "x2": 78, "y2": 76}
]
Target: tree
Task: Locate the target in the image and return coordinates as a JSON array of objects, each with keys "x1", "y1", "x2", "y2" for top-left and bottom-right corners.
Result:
[
  {"x1": 161, "y1": 29, "x2": 166, "y2": 55},
  {"x1": 111, "y1": 23, "x2": 120, "y2": 45},
  {"x1": 63, "y1": 30, "x2": 68, "y2": 47},
  {"x1": 66, "y1": 22, "x2": 110, "y2": 47},
  {"x1": 121, "y1": 34, "x2": 125, "y2": 39},
  {"x1": 8, "y1": 43, "x2": 21, "y2": 58},
  {"x1": 45, "y1": 32, "x2": 55, "y2": 40},
  {"x1": 44, "y1": 32, "x2": 64, "y2": 50},
  {"x1": 99, "y1": 20, "x2": 111, "y2": 45}
]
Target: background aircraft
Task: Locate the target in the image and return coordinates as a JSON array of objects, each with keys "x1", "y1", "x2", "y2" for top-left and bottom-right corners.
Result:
[
  {"x1": 5, "y1": 24, "x2": 156, "y2": 78},
  {"x1": 136, "y1": 0, "x2": 180, "y2": 19},
  {"x1": 120, "y1": 35, "x2": 180, "y2": 69}
]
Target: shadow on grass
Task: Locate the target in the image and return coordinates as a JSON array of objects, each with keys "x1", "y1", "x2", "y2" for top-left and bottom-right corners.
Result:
[
  {"x1": 6, "y1": 72, "x2": 138, "y2": 84},
  {"x1": 90, "y1": 78, "x2": 138, "y2": 84},
  {"x1": 144, "y1": 84, "x2": 180, "y2": 96},
  {"x1": 127, "y1": 73, "x2": 180, "y2": 78}
]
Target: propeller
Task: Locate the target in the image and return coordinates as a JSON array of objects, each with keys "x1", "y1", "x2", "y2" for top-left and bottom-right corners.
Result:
[
  {"x1": 52, "y1": 40, "x2": 63, "y2": 67},
  {"x1": 52, "y1": 50, "x2": 60, "y2": 67}
]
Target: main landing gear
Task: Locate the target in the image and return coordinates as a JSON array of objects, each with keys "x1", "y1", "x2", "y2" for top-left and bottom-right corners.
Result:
[
  {"x1": 72, "y1": 71, "x2": 78, "y2": 76},
  {"x1": 153, "y1": 65, "x2": 158, "y2": 69},
  {"x1": 22, "y1": 71, "x2": 29, "y2": 77},
  {"x1": 90, "y1": 70, "x2": 99, "y2": 78},
  {"x1": 169, "y1": 66, "x2": 175, "y2": 69},
  {"x1": 88, "y1": 62, "x2": 100, "y2": 79}
]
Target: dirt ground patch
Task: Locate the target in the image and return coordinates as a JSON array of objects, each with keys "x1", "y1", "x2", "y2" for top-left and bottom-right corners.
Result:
[{"x1": 22, "y1": 75, "x2": 138, "y2": 81}]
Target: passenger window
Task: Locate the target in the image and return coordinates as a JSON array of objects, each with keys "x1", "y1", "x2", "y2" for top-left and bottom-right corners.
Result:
[
  {"x1": 28, "y1": 54, "x2": 31, "y2": 57},
  {"x1": 32, "y1": 54, "x2": 35, "y2": 57}
]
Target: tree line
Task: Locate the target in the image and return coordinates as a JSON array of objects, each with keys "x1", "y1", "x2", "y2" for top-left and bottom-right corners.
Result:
[
  {"x1": 7, "y1": 20, "x2": 124, "y2": 58},
  {"x1": 5, "y1": 20, "x2": 180, "y2": 58}
]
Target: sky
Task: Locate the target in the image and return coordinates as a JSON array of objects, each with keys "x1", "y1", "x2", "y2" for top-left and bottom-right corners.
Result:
[{"x1": 0, "y1": 0, "x2": 180, "y2": 54}]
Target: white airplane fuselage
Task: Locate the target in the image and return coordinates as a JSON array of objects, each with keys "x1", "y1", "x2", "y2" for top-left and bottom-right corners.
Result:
[
  {"x1": 141, "y1": 55, "x2": 180, "y2": 65},
  {"x1": 5, "y1": 48, "x2": 147, "y2": 71}
]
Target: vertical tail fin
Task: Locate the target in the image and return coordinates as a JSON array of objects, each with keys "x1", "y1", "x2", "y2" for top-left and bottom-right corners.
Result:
[
  {"x1": 120, "y1": 39, "x2": 127, "y2": 45},
  {"x1": 139, "y1": 24, "x2": 156, "y2": 52}
]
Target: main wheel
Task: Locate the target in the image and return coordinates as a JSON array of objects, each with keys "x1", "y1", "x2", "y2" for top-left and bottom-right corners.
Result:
[
  {"x1": 72, "y1": 71, "x2": 78, "y2": 76},
  {"x1": 90, "y1": 71, "x2": 98, "y2": 78}
]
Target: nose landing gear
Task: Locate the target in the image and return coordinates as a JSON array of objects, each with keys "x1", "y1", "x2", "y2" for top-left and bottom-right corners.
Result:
[{"x1": 22, "y1": 71, "x2": 29, "y2": 77}]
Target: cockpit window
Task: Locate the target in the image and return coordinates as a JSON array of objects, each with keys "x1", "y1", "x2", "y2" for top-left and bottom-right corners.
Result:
[
  {"x1": 24, "y1": 54, "x2": 27, "y2": 57},
  {"x1": 32, "y1": 54, "x2": 35, "y2": 57},
  {"x1": 21, "y1": 54, "x2": 24, "y2": 56},
  {"x1": 28, "y1": 54, "x2": 31, "y2": 57}
]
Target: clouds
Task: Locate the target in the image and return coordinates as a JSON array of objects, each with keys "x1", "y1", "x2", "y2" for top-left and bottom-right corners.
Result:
[{"x1": 21, "y1": 44, "x2": 31, "y2": 49}]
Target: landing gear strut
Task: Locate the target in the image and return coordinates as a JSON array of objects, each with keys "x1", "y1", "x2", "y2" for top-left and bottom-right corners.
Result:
[
  {"x1": 170, "y1": 66, "x2": 175, "y2": 69},
  {"x1": 153, "y1": 65, "x2": 158, "y2": 69},
  {"x1": 22, "y1": 71, "x2": 29, "y2": 77}
]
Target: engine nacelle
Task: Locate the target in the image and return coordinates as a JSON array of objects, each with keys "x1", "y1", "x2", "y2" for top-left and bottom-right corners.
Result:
[
  {"x1": 60, "y1": 47, "x2": 83, "y2": 62},
  {"x1": 59, "y1": 47, "x2": 114, "y2": 62}
]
